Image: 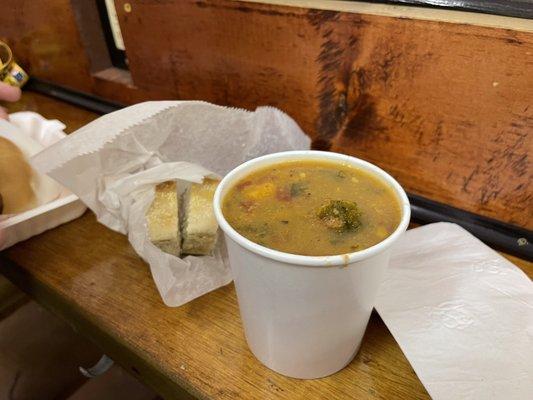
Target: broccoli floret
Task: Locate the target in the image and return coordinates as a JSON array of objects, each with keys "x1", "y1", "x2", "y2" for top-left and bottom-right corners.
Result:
[{"x1": 317, "y1": 200, "x2": 361, "y2": 232}]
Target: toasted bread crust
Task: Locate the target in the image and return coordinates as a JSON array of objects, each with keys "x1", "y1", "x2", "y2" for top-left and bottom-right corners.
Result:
[
  {"x1": 181, "y1": 179, "x2": 219, "y2": 255},
  {"x1": 146, "y1": 181, "x2": 180, "y2": 256}
]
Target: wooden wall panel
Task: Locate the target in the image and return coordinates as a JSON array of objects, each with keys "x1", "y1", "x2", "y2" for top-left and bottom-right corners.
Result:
[
  {"x1": 0, "y1": 0, "x2": 93, "y2": 91},
  {"x1": 117, "y1": 0, "x2": 322, "y2": 136},
  {"x1": 0, "y1": 0, "x2": 173, "y2": 104},
  {"x1": 0, "y1": 0, "x2": 530, "y2": 228},
  {"x1": 323, "y1": 15, "x2": 533, "y2": 228},
  {"x1": 115, "y1": 0, "x2": 532, "y2": 228}
]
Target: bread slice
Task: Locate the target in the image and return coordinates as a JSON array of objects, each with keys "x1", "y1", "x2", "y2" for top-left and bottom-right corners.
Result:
[
  {"x1": 146, "y1": 181, "x2": 180, "y2": 256},
  {"x1": 181, "y1": 179, "x2": 219, "y2": 255}
]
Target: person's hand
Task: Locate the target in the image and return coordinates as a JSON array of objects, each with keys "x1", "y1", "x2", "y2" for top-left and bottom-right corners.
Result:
[{"x1": 0, "y1": 81, "x2": 21, "y2": 119}]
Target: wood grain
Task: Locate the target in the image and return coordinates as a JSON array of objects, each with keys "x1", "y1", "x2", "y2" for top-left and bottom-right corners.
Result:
[
  {"x1": 0, "y1": 0, "x2": 531, "y2": 227},
  {"x1": 114, "y1": 0, "x2": 532, "y2": 228},
  {"x1": 0, "y1": 0, "x2": 172, "y2": 105},
  {"x1": 0, "y1": 0, "x2": 93, "y2": 91}
]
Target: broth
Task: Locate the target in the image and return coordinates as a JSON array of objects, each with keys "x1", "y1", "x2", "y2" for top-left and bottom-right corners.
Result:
[{"x1": 222, "y1": 160, "x2": 402, "y2": 256}]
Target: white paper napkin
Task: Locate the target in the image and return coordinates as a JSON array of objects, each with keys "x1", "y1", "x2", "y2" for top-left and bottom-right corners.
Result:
[
  {"x1": 377, "y1": 222, "x2": 533, "y2": 400},
  {"x1": 31, "y1": 101, "x2": 311, "y2": 306}
]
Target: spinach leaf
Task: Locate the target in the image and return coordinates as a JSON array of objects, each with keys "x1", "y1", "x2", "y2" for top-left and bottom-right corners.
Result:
[{"x1": 290, "y1": 182, "x2": 308, "y2": 197}]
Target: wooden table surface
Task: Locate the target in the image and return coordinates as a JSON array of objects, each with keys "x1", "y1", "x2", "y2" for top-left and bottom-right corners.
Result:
[{"x1": 1, "y1": 92, "x2": 532, "y2": 400}]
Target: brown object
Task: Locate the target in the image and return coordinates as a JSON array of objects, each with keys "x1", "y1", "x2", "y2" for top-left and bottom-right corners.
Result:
[
  {"x1": 0, "y1": 137, "x2": 37, "y2": 214},
  {"x1": 68, "y1": 365, "x2": 157, "y2": 400},
  {"x1": 0, "y1": 0, "x2": 93, "y2": 92},
  {"x1": 0, "y1": 301, "x2": 101, "y2": 399},
  {"x1": 1, "y1": 94, "x2": 532, "y2": 399},
  {"x1": 0, "y1": 1, "x2": 531, "y2": 227},
  {"x1": 0, "y1": 274, "x2": 26, "y2": 320}
]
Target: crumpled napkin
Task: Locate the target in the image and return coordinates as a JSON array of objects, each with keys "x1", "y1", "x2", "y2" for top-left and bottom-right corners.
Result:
[{"x1": 31, "y1": 101, "x2": 310, "y2": 306}]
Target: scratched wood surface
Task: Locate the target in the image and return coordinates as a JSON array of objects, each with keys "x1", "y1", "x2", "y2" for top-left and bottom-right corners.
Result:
[
  {"x1": 2, "y1": 212, "x2": 531, "y2": 400},
  {"x1": 1, "y1": 1, "x2": 531, "y2": 227},
  {"x1": 1, "y1": 93, "x2": 532, "y2": 399},
  {"x1": 115, "y1": 0, "x2": 533, "y2": 228},
  {"x1": 0, "y1": 0, "x2": 93, "y2": 92}
]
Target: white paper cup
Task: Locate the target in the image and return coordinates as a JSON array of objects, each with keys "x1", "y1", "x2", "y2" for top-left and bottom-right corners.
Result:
[{"x1": 214, "y1": 151, "x2": 410, "y2": 379}]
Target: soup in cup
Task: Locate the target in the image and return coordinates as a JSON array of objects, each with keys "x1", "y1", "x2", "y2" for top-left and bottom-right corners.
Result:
[{"x1": 214, "y1": 150, "x2": 410, "y2": 379}]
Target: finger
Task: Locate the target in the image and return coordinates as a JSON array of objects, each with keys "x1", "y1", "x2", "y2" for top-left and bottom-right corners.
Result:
[
  {"x1": 0, "y1": 106, "x2": 9, "y2": 120},
  {"x1": 0, "y1": 82, "x2": 21, "y2": 102}
]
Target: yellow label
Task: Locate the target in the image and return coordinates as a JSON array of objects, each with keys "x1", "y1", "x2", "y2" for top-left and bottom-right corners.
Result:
[{"x1": 2, "y1": 61, "x2": 28, "y2": 87}]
